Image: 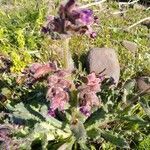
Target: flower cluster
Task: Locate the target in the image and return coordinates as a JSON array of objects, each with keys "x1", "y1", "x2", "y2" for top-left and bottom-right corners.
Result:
[
  {"x1": 19, "y1": 62, "x2": 71, "y2": 117},
  {"x1": 20, "y1": 62, "x2": 103, "y2": 117},
  {"x1": 46, "y1": 70, "x2": 72, "y2": 117},
  {"x1": 78, "y1": 72, "x2": 103, "y2": 116},
  {"x1": 42, "y1": 0, "x2": 98, "y2": 38},
  {"x1": 20, "y1": 62, "x2": 57, "y2": 85}
]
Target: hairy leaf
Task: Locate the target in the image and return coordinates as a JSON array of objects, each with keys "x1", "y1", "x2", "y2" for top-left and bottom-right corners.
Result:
[
  {"x1": 84, "y1": 108, "x2": 106, "y2": 129},
  {"x1": 57, "y1": 137, "x2": 75, "y2": 150},
  {"x1": 78, "y1": 141, "x2": 90, "y2": 150},
  {"x1": 139, "y1": 136, "x2": 150, "y2": 150},
  {"x1": 87, "y1": 128, "x2": 101, "y2": 140},
  {"x1": 118, "y1": 115, "x2": 148, "y2": 125},
  {"x1": 71, "y1": 121, "x2": 87, "y2": 141},
  {"x1": 101, "y1": 130, "x2": 129, "y2": 148},
  {"x1": 140, "y1": 98, "x2": 150, "y2": 118}
]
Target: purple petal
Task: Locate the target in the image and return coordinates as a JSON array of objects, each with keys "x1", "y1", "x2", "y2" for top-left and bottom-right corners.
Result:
[
  {"x1": 80, "y1": 106, "x2": 91, "y2": 117},
  {"x1": 47, "y1": 75, "x2": 59, "y2": 87},
  {"x1": 48, "y1": 108, "x2": 56, "y2": 117},
  {"x1": 29, "y1": 63, "x2": 43, "y2": 74},
  {"x1": 41, "y1": 27, "x2": 48, "y2": 33},
  {"x1": 81, "y1": 9, "x2": 93, "y2": 16},
  {"x1": 79, "y1": 9, "x2": 94, "y2": 25},
  {"x1": 90, "y1": 32, "x2": 97, "y2": 38}
]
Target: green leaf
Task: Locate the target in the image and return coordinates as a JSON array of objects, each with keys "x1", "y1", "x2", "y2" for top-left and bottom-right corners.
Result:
[
  {"x1": 33, "y1": 122, "x2": 71, "y2": 141},
  {"x1": 87, "y1": 128, "x2": 101, "y2": 141},
  {"x1": 118, "y1": 115, "x2": 148, "y2": 125},
  {"x1": 8, "y1": 102, "x2": 43, "y2": 122},
  {"x1": 84, "y1": 108, "x2": 106, "y2": 130},
  {"x1": 47, "y1": 137, "x2": 74, "y2": 150},
  {"x1": 140, "y1": 98, "x2": 150, "y2": 118},
  {"x1": 57, "y1": 138, "x2": 75, "y2": 150},
  {"x1": 40, "y1": 105, "x2": 48, "y2": 116},
  {"x1": 7, "y1": 102, "x2": 71, "y2": 134},
  {"x1": 139, "y1": 136, "x2": 150, "y2": 150},
  {"x1": 43, "y1": 114, "x2": 71, "y2": 132},
  {"x1": 123, "y1": 79, "x2": 136, "y2": 94},
  {"x1": 58, "y1": 143, "x2": 72, "y2": 150},
  {"x1": 78, "y1": 141, "x2": 90, "y2": 150},
  {"x1": 71, "y1": 121, "x2": 87, "y2": 141},
  {"x1": 90, "y1": 145, "x2": 97, "y2": 150},
  {"x1": 1, "y1": 88, "x2": 11, "y2": 97},
  {"x1": 101, "y1": 130, "x2": 129, "y2": 148}
]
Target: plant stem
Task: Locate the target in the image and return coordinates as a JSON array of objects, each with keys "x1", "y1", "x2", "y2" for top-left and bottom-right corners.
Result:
[{"x1": 62, "y1": 37, "x2": 70, "y2": 70}]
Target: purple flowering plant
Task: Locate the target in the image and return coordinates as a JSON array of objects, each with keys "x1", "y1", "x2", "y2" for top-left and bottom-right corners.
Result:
[
  {"x1": 13, "y1": 59, "x2": 144, "y2": 149},
  {"x1": 9, "y1": 1, "x2": 105, "y2": 147},
  {"x1": 19, "y1": 62, "x2": 103, "y2": 118},
  {"x1": 42, "y1": 0, "x2": 98, "y2": 38},
  {"x1": 10, "y1": 61, "x2": 106, "y2": 149},
  {"x1": 41, "y1": 0, "x2": 98, "y2": 70}
]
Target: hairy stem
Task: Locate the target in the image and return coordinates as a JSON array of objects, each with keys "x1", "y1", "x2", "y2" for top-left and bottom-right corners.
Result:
[{"x1": 62, "y1": 38, "x2": 70, "y2": 69}]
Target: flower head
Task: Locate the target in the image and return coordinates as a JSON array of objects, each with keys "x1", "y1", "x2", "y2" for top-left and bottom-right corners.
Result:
[
  {"x1": 46, "y1": 69, "x2": 71, "y2": 117},
  {"x1": 78, "y1": 72, "x2": 103, "y2": 116},
  {"x1": 21, "y1": 62, "x2": 57, "y2": 86},
  {"x1": 48, "y1": 87, "x2": 69, "y2": 110},
  {"x1": 76, "y1": 9, "x2": 94, "y2": 25},
  {"x1": 42, "y1": 0, "x2": 98, "y2": 38}
]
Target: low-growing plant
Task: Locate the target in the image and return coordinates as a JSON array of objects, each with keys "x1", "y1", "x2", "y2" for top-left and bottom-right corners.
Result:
[{"x1": 1, "y1": 61, "x2": 149, "y2": 149}]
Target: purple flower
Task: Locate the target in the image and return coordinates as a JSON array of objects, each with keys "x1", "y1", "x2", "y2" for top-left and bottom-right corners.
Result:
[
  {"x1": 55, "y1": 70, "x2": 70, "y2": 78},
  {"x1": 78, "y1": 72, "x2": 102, "y2": 116},
  {"x1": 50, "y1": 87, "x2": 69, "y2": 110},
  {"x1": 80, "y1": 106, "x2": 91, "y2": 117},
  {"x1": 48, "y1": 108, "x2": 56, "y2": 117},
  {"x1": 31, "y1": 63, "x2": 56, "y2": 79},
  {"x1": 20, "y1": 62, "x2": 57, "y2": 86},
  {"x1": 29, "y1": 63, "x2": 43, "y2": 74},
  {"x1": 79, "y1": 91, "x2": 100, "y2": 116},
  {"x1": 42, "y1": 0, "x2": 98, "y2": 38},
  {"x1": 46, "y1": 69, "x2": 72, "y2": 117},
  {"x1": 77, "y1": 9, "x2": 94, "y2": 25},
  {"x1": 47, "y1": 75, "x2": 59, "y2": 87},
  {"x1": 47, "y1": 87, "x2": 69, "y2": 117},
  {"x1": 86, "y1": 72, "x2": 101, "y2": 92},
  {"x1": 47, "y1": 70, "x2": 71, "y2": 89},
  {"x1": 87, "y1": 72, "x2": 100, "y2": 86}
]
